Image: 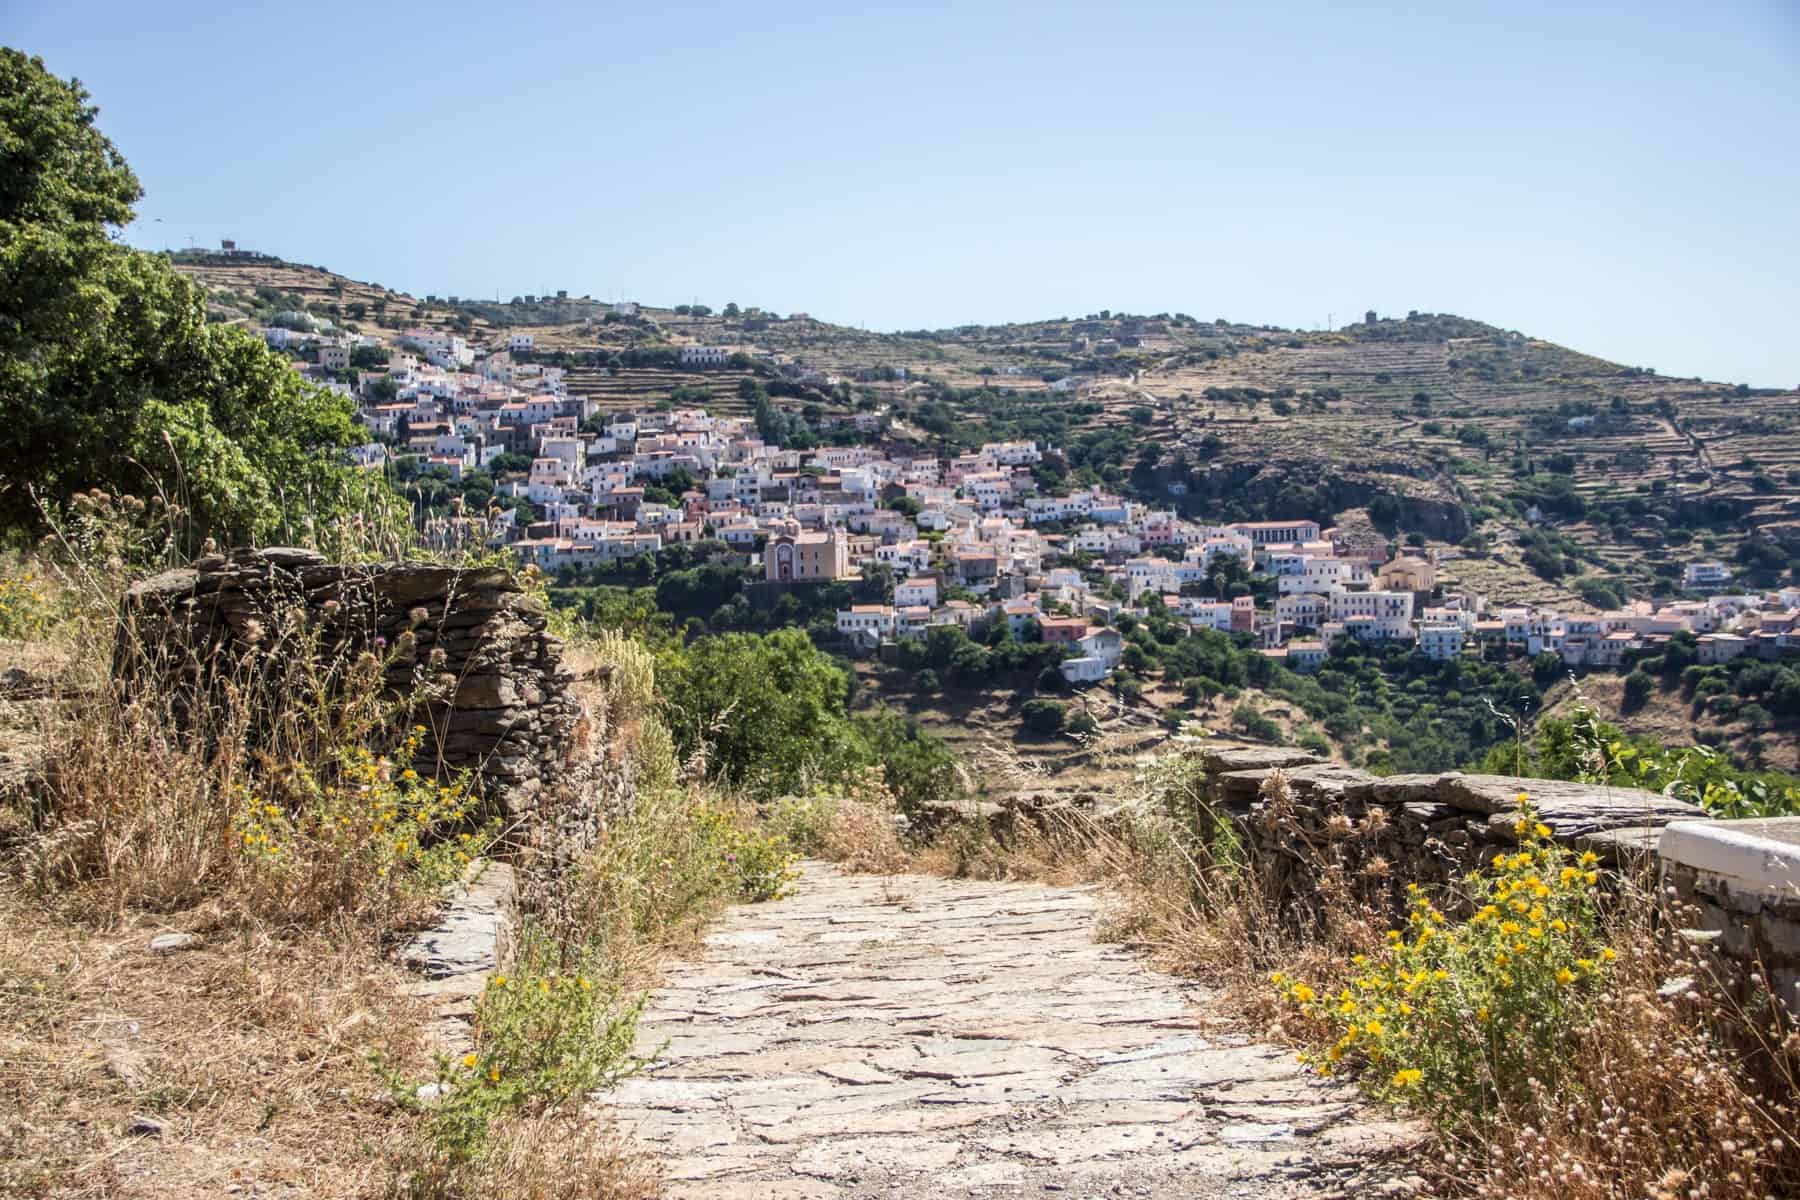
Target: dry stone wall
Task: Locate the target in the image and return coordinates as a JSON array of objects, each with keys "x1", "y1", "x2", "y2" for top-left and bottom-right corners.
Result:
[
  {"x1": 117, "y1": 547, "x2": 579, "y2": 817},
  {"x1": 1189, "y1": 745, "x2": 1708, "y2": 915}
]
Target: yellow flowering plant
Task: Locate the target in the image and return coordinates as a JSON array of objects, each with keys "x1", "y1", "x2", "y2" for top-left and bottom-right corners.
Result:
[
  {"x1": 0, "y1": 562, "x2": 56, "y2": 640},
  {"x1": 1275, "y1": 793, "x2": 1615, "y2": 1121},
  {"x1": 384, "y1": 934, "x2": 649, "y2": 1166},
  {"x1": 229, "y1": 726, "x2": 494, "y2": 922}
]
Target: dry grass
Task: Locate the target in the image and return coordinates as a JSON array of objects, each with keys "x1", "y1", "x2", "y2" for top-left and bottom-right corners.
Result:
[
  {"x1": 1448, "y1": 879, "x2": 1799, "y2": 1200},
  {"x1": 0, "y1": 892, "x2": 661, "y2": 1200},
  {"x1": 0, "y1": 893, "x2": 432, "y2": 1197},
  {"x1": 401, "y1": 1116, "x2": 658, "y2": 1200},
  {"x1": 1, "y1": 542, "x2": 668, "y2": 1198}
]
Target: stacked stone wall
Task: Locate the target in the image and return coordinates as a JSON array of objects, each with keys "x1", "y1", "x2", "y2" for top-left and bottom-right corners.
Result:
[
  {"x1": 1189, "y1": 745, "x2": 1707, "y2": 916},
  {"x1": 116, "y1": 547, "x2": 579, "y2": 817}
]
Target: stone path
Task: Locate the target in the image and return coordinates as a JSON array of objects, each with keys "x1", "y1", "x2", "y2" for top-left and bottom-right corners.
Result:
[{"x1": 600, "y1": 862, "x2": 1417, "y2": 1198}]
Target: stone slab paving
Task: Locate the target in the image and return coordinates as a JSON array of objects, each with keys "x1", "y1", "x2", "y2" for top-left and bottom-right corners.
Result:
[{"x1": 598, "y1": 861, "x2": 1418, "y2": 1198}]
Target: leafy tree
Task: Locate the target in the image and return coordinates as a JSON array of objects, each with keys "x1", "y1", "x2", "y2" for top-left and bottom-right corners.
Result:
[
  {"x1": 0, "y1": 51, "x2": 388, "y2": 544},
  {"x1": 847, "y1": 710, "x2": 959, "y2": 813},
  {"x1": 656, "y1": 629, "x2": 852, "y2": 794}
]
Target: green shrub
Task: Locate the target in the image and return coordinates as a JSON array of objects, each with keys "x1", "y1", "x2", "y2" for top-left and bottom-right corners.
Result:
[
  {"x1": 1020, "y1": 698, "x2": 1067, "y2": 735},
  {"x1": 1231, "y1": 702, "x2": 1282, "y2": 743},
  {"x1": 0, "y1": 560, "x2": 56, "y2": 639}
]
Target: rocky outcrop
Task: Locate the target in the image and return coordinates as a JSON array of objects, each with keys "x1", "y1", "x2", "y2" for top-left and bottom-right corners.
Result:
[{"x1": 116, "y1": 547, "x2": 579, "y2": 818}]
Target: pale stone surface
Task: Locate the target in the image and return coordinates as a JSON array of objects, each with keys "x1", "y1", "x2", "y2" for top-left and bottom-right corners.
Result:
[
  {"x1": 598, "y1": 861, "x2": 1419, "y2": 1197},
  {"x1": 400, "y1": 861, "x2": 513, "y2": 979},
  {"x1": 399, "y1": 859, "x2": 514, "y2": 1053}
]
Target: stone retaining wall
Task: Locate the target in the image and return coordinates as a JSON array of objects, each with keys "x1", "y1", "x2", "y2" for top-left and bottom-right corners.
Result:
[
  {"x1": 1189, "y1": 744, "x2": 1708, "y2": 915},
  {"x1": 117, "y1": 547, "x2": 580, "y2": 817}
]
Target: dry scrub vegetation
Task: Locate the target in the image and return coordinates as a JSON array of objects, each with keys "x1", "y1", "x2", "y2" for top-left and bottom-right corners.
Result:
[
  {"x1": 6, "y1": 506, "x2": 1798, "y2": 1198},
  {"x1": 0, "y1": 503, "x2": 796, "y2": 1198}
]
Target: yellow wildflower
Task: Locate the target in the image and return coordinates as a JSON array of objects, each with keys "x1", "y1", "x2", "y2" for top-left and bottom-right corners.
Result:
[{"x1": 1391, "y1": 1068, "x2": 1423, "y2": 1088}]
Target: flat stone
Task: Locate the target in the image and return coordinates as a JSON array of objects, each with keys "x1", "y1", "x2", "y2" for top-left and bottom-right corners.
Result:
[
  {"x1": 670, "y1": 1180, "x2": 843, "y2": 1200},
  {"x1": 399, "y1": 862, "x2": 512, "y2": 980},
  {"x1": 147, "y1": 932, "x2": 201, "y2": 954},
  {"x1": 1219, "y1": 1121, "x2": 1298, "y2": 1143},
  {"x1": 757, "y1": 1101, "x2": 1010, "y2": 1144},
  {"x1": 816, "y1": 1059, "x2": 897, "y2": 1086},
  {"x1": 872, "y1": 1043, "x2": 1071, "y2": 1081},
  {"x1": 1277, "y1": 762, "x2": 1380, "y2": 802},
  {"x1": 598, "y1": 860, "x2": 1416, "y2": 1193},
  {"x1": 1346, "y1": 773, "x2": 1443, "y2": 805},
  {"x1": 936, "y1": 1160, "x2": 1027, "y2": 1188},
  {"x1": 1199, "y1": 745, "x2": 1326, "y2": 774},
  {"x1": 1439, "y1": 774, "x2": 1701, "y2": 832},
  {"x1": 977, "y1": 1123, "x2": 1178, "y2": 1163},
  {"x1": 1576, "y1": 824, "x2": 1665, "y2": 865}
]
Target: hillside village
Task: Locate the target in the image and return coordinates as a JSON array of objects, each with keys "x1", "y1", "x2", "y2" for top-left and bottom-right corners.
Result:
[{"x1": 266, "y1": 308, "x2": 1800, "y2": 692}]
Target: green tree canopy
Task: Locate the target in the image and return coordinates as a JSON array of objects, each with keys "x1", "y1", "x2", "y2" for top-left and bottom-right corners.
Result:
[
  {"x1": 0, "y1": 49, "x2": 393, "y2": 546},
  {"x1": 656, "y1": 629, "x2": 853, "y2": 793}
]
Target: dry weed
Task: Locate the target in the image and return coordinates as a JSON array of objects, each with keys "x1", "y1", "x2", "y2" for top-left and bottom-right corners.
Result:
[
  {"x1": 397, "y1": 1113, "x2": 659, "y2": 1199},
  {"x1": 0, "y1": 894, "x2": 433, "y2": 1198},
  {"x1": 1450, "y1": 877, "x2": 1800, "y2": 1200}
]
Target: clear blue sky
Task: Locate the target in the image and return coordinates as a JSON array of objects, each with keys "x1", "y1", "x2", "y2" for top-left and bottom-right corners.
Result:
[{"x1": 11, "y1": 1, "x2": 1800, "y2": 386}]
